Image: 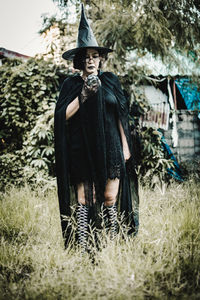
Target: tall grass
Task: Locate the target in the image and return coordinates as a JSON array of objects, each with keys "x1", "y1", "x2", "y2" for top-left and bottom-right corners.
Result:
[{"x1": 0, "y1": 181, "x2": 199, "y2": 299}]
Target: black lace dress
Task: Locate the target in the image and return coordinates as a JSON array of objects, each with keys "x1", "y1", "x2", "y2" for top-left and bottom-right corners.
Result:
[{"x1": 68, "y1": 81, "x2": 125, "y2": 187}]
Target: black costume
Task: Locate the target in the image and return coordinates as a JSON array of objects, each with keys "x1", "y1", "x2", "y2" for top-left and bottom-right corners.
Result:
[
  {"x1": 54, "y1": 3, "x2": 139, "y2": 248},
  {"x1": 54, "y1": 70, "x2": 139, "y2": 247}
]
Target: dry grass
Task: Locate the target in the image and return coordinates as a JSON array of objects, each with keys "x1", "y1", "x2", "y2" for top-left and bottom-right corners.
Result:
[{"x1": 0, "y1": 180, "x2": 200, "y2": 299}]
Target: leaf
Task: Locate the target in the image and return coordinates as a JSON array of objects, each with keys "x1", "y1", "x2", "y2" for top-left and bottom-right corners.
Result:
[
  {"x1": 30, "y1": 159, "x2": 47, "y2": 169},
  {"x1": 38, "y1": 130, "x2": 47, "y2": 140},
  {"x1": 41, "y1": 147, "x2": 54, "y2": 157}
]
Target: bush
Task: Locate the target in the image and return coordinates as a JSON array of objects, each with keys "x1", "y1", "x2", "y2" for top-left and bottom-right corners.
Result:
[
  {"x1": 0, "y1": 57, "x2": 69, "y2": 188},
  {"x1": 23, "y1": 102, "x2": 55, "y2": 178},
  {"x1": 0, "y1": 151, "x2": 25, "y2": 188},
  {"x1": 137, "y1": 127, "x2": 174, "y2": 186},
  {"x1": 0, "y1": 58, "x2": 60, "y2": 153}
]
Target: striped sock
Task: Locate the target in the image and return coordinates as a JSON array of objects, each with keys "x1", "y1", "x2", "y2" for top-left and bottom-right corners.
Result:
[
  {"x1": 77, "y1": 203, "x2": 89, "y2": 253},
  {"x1": 106, "y1": 204, "x2": 118, "y2": 240}
]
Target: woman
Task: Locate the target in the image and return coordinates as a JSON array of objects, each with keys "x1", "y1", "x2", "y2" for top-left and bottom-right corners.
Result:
[{"x1": 54, "y1": 5, "x2": 139, "y2": 251}]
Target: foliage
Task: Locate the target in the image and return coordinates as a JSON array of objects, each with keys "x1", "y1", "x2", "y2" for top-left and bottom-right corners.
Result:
[
  {"x1": 0, "y1": 58, "x2": 60, "y2": 153},
  {"x1": 39, "y1": 15, "x2": 66, "y2": 35},
  {"x1": 53, "y1": 0, "x2": 200, "y2": 77},
  {"x1": 0, "y1": 57, "x2": 70, "y2": 189},
  {"x1": 136, "y1": 127, "x2": 174, "y2": 187},
  {"x1": 0, "y1": 151, "x2": 25, "y2": 188},
  {"x1": 23, "y1": 102, "x2": 55, "y2": 177},
  {"x1": 0, "y1": 181, "x2": 200, "y2": 298},
  {"x1": 39, "y1": 9, "x2": 78, "y2": 66},
  {"x1": 0, "y1": 59, "x2": 22, "y2": 150}
]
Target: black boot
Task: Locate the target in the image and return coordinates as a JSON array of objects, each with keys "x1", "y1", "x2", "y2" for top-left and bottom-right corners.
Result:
[
  {"x1": 104, "y1": 204, "x2": 118, "y2": 240},
  {"x1": 77, "y1": 203, "x2": 89, "y2": 253}
]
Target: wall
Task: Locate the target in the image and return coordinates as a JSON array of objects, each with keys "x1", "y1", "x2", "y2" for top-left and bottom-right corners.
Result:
[{"x1": 163, "y1": 110, "x2": 200, "y2": 162}]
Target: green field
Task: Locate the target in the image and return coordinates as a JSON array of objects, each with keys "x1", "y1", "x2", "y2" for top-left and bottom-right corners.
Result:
[{"x1": 0, "y1": 181, "x2": 199, "y2": 299}]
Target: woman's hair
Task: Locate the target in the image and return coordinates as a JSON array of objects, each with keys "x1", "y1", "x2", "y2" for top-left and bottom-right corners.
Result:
[{"x1": 73, "y1": 48, "x2": 108, "y2": 70}]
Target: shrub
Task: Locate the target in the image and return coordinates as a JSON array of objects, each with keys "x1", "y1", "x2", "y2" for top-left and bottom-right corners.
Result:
[
  {"x1": 23, "y1": 102, "x2": 55, "y2": 178},
  {"x1": 0, "y1": 57, "x2": 69, "y2": 188},
  {"x1": 0, "y1": 58, "x2": 60, "y2": 153}
]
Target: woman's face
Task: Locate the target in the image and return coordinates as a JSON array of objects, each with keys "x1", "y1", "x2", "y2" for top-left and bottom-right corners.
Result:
[{"x1": 83, "y1": 48, "x2": 100, "y2": 76}]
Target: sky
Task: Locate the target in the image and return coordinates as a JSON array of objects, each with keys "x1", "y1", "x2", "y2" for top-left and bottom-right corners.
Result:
[{"x1": 0, "y1": 0, "x2": 60, "y2": 56}]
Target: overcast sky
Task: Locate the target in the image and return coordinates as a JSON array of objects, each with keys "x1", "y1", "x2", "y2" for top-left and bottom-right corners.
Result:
[{"x1": 0, "y1": 0, "x2": 59, "y2": 56}]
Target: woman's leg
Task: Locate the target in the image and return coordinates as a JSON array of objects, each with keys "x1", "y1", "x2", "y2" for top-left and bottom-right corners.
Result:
[
  {"x1": 76, "y1": 183, "x2": 88, "y2": 252},
  {"x1": 104, "y1": 178, "x2": 120, "y2": 207},
  {"x1": 77, "y1": 182, "x2": 96, "y2": 205},
  {"x1": 77, "y1": 182, "x2": 86, "y2": 205},
  {"x1": 104, "y1": 178, "x2": 120, "y2": 239}
]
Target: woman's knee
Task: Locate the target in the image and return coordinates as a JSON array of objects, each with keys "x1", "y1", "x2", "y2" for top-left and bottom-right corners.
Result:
[
  {"x1": 77, "y1": 183, "x2": 86, "y2": 205},
  {"x1": 78, "y1": 198, "x2": 86, "y2": 205},
  {"x1": 104, "y1": 178, "x2": 119, "y2": 206},
  {"x1": 104, "y1": 191, "x2": 116, "y2": 206}
]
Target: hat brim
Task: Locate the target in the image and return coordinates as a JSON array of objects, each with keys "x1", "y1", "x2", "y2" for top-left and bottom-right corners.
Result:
[{"x1": 62, "y1": 46, "x2": 113, "y2": 60}]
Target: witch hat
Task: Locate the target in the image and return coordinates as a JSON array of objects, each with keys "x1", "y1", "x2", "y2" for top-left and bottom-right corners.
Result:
[{"x1": 62, "y1": 4, "x2": 113, "y2": 60}]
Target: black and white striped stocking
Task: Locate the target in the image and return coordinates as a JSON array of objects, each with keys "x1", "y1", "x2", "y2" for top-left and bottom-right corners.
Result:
[
  {"x1": 105, "y1": 204, "x2": 118, "y2": 240},
  {"x1": 77, "y1": 203, "x2": 89, "y2": 253}
]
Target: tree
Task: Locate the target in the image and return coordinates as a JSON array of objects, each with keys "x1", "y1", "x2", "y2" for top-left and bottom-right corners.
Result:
[{"x1": 52, "y1": 0, "x2": 200, "y2": 77}]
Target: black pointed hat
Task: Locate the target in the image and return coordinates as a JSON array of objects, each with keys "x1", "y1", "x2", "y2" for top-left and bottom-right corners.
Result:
[{"x1": 62, "y1": 4, "x2": 113, "y2": 60}]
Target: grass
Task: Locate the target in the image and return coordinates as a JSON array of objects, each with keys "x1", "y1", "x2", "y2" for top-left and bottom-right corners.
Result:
[{"x1": 0, "y1": 180, "x2": 200, "y2": 299}]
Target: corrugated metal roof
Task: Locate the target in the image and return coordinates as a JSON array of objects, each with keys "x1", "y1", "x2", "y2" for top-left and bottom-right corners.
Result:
[{"x1": 0, "y1": 47, "x2": 30, "y2": 60}]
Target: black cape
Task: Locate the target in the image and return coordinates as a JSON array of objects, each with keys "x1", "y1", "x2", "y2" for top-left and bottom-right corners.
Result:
[{"x1": 54, "y1": 71, "x2": 139, "y2": 247}]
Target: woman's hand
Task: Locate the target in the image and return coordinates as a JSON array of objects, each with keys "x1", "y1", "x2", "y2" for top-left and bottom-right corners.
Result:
[{"x1": 81, "y1": 75, "x2": 101, "y2": 102}]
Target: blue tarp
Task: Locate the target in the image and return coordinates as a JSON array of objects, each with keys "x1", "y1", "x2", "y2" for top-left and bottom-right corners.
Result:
[
  {"x1": 159, "y1": 130, "x2": 184, "y2": 182},
  {"x1": 175, "y1": 78, "x2": 200, "y2": 110}
]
